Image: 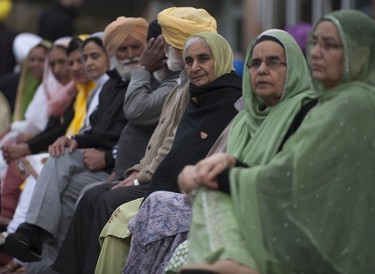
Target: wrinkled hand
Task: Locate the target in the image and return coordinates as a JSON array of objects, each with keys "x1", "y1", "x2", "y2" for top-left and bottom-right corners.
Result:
[
  {"x1": 139, "y1": 35, "x2": 166, "y2": 73},
  {"x1": 2, "y1": 143, "x2": 31, "y2": 163},
  {"x1": 48, "y1": 136, "x2": 78, "y2": 157},
  {"x1": 178, "y1": 165, "x2": 201, "y2": 194},
  {"x1": 111, "y1": 171, "x2": 139, "y2": 190},
  {"x1": 83, "y1": 148, "x2": 106, "y2": 171},
  {"x1": 178, "y1": 153, "x2": 236, "y2": 194},
  {"x1": 196, "y1": 153, "x2": 236, "y2": 185}
]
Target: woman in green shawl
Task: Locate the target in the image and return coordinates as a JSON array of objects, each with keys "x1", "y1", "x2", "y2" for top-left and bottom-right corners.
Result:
[
  {"x1": 179, "y1": 10, "x2": 375, "y2": 274},
  {"x1": 164, "y1": 28, "x2": 318, "y2": 273}
]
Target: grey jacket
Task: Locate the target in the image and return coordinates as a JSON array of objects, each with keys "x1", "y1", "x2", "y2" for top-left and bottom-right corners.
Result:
[
  {"x1": 124, "y1": 70, "x2": 189, "y2": 184},
  {"x1": 123, "y1": 68, "x2": 180, "y2": 127}
]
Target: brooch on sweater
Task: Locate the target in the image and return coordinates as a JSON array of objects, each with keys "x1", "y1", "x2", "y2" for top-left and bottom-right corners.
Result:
[{"x1": 200, "y1": 131, "x2": 208, "y2": 140}]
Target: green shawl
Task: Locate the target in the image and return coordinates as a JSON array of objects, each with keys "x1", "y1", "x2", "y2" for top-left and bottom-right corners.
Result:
[
  {"x1": 13, "y1": 62, "x2": 41, "y2": 121},
  {"x1": 187, "y1": 30, "x2": 316, "y2": 268},
  {"x1": 227, "y1": 29, "x2": 315, "y2": 166},
  {"x1": 231, "y1": 10, "x2": 375, "y2": 274}
]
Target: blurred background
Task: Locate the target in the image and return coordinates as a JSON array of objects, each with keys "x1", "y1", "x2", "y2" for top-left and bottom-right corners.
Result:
[{"x1": 3, "y1": 0, "x2": 375, "y2": 58}]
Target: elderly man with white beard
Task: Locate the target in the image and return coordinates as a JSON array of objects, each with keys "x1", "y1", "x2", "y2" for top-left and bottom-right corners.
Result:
[
  {"x1": 51, "y1": 7, "x2": 218, "y2": 274},
  {"x1": 3, "y1": 17, "x2": 148, "y2": 274}
]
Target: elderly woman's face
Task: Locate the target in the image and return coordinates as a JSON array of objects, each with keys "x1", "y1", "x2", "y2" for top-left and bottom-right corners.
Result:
[
  {"x1": 249, "y1": 41, "x2": 287, "y2": 106},
  {"x1": 309, "y1": 21, "x2": 344, "y2": 89},
  {"x1": 184, "y1": 40, "x2": 215, "y2": 86}
]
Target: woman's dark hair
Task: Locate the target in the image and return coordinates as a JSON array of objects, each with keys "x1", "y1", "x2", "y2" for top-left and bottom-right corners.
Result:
[
  {"x1": 52, "y1": 44, "x2": 68, "y2": 54},
  {"x1": 82, "y1": 37, "x2": 105, "y2": 52},
  {"x1": 253, "y1": 35, "x2": 284, "y2": 49},
  {"x1": 67, "y1": 37, "x2": 83, "y2": 55}
]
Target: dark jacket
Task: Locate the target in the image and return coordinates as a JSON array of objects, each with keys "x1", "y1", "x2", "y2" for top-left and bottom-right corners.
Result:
[
  {"x1": 145, "y1": 72, "x2": 242, "y2": 197},
  {"x1": 73, "y1": 69, "x2": 129, "y2": 169},
  {"x1": 28, "y1": 100, "x2": 75, "y2": 154}
]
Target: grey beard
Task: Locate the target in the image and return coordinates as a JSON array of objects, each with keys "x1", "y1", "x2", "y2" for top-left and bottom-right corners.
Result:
[
  {"x1": 113, "y1": 58, "x2": 139, "y2": 80},
  {"x1": 167, "y1": 58, "x2": 185, "y2": 72},
  {"x1": 166, "y1": 46, "x2": 184, "y2": 72}
]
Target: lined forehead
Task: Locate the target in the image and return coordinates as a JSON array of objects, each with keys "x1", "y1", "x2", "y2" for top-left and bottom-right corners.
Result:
[
  {"x1": 184, "y1": 37, "x2": 209, "y2": 54},
  {"x1": 313, "y1": 21, "x2": 341, "y2": 42},
  {"x1": 184, "y1": 39, "x2": 212, "y2": 57}
]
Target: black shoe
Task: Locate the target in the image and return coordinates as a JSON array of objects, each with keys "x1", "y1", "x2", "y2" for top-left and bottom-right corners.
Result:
[{"x1": 4, "y1": 223, "x2": 42, "y2": 262}]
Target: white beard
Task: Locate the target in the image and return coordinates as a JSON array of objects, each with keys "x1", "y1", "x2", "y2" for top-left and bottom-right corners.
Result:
[
  {"x1": 113, "y1": 57, "x2": 140, "y2": 80},
  {"x1": 166, "y1": 47, "x2": 184, "y2": 72}
]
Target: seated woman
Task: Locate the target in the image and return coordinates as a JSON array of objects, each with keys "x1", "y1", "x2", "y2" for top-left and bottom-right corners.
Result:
[
  {"x1": 1, "y1": 38, "x2": 76, "y2": 165},
  {"x1": 1, "y1": 39, "x2": 51, "y2": 145},
  {"x1": 0, "y1": 38, "x2": 51, "y2": 183},
  {"x1": 178, "y1": 10, "x2": 375, "y2": 274},
  {"x1": 0, "y1": 38, "x2": 76, "y2": 222},
  {"x1": 0, "y1": 35, "x2": 109, "y2": 272},
  {"x1": 124, "y1": 29, "x2": 317, "y2": 274},
  {"x1": 91, "y1": 31, "x2": 244, "y2": 274}
]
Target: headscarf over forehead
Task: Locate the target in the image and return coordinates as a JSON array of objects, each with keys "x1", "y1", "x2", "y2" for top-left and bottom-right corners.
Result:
[
  {"x1": 184, "y1": 32, "x2": 234, "y2": 80},
  {"x1": 242, "y1": 29, "x2": 314, "y2": 131},
  {"x1": 307, "y1": 9, "x2": 375, "y2": 90},
  {"x1": 103, "y1": 16, "x2": 148, "y2": 56},
  {"x1": 158, "y1": 7, "x2": 217, "y2": 50},
  {"x1": 228, "y1": 29, "x2": 315, "y2": 163}
]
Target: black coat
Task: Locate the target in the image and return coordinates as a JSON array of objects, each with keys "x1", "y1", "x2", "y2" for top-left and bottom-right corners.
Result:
[
  {"x1": 28, "y1": 100, "x2": 75, "y2": 154},
  {"x1": 145, "y1": 72, "x2": 242, "y2": 197},
  {"x1": 74, "y1": 69, "x2": 129, "y2": 169}
]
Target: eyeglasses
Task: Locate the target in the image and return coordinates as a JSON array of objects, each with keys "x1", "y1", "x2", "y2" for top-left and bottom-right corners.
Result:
[
  {"x1": 308, "y1": 38, "x2": 343, "y2": 51},
  {"x1": 247, "y1": 57, "x2": 287, "y2": 70}
]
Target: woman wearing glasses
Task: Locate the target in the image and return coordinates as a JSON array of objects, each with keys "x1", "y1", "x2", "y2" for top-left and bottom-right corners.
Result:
[
  {"x1": 123, "y1": 29, "x2": 317, "y2": 274},
  {"x1": 179, "y1": 10, "x2": 375, "y2": 274}
]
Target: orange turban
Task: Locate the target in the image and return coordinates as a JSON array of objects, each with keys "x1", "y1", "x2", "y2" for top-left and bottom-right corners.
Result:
[
  {"x1": 103, "y1": 17, "x2": 148, "y2": 56},
  {"x1": 157, "y1": 7, "x2": 217, "y2": 50}
]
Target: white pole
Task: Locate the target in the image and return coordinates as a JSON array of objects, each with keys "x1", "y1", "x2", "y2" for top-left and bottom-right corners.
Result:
[
  {"x1": 286, "y1": 0, "x2": 300, "y2": 27},
  {"x1": 312, "y1": 0, "x2": 324, "y2": 24}
]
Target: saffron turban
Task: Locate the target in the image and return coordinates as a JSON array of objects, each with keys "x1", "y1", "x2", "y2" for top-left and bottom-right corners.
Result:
[
  {"x1": 103, "y1": 16, "x2": 148, "y2": 56},
  {"x1": 158, "y1": 7, "x2": 217, "y2": 50}
]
